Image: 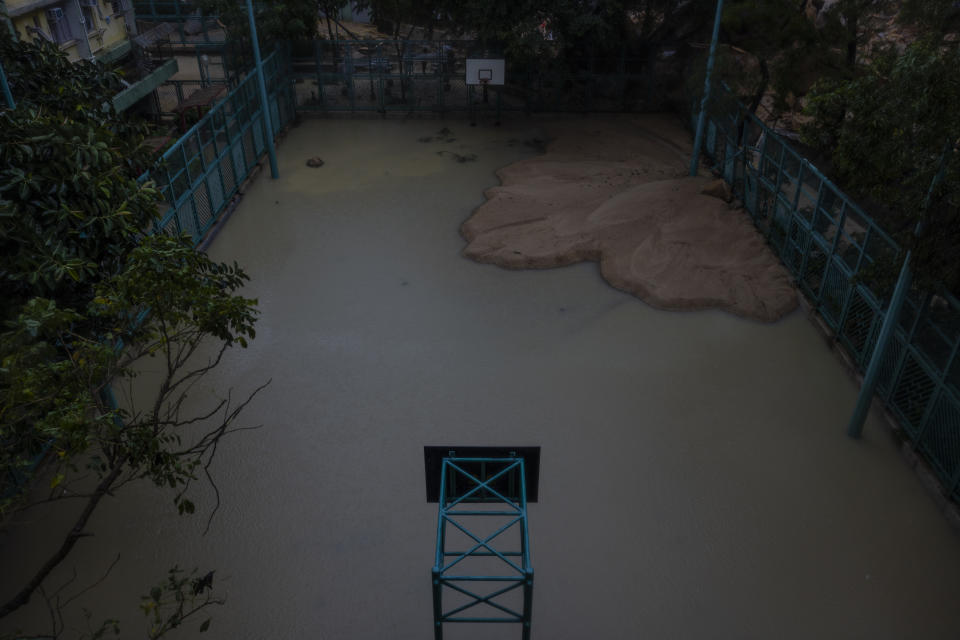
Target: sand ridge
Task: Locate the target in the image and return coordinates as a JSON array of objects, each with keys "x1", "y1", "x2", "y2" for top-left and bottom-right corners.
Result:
[{"x1": 461, "y1": 115, "x2": 798, "y2": 322}]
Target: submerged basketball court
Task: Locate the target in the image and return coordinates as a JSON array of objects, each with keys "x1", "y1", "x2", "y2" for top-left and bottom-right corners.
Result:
[{"x1": 3, "y1": 116, "x2": 960, "y2": 639}]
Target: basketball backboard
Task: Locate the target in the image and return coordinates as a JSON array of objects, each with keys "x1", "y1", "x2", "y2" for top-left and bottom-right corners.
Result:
[
  {"x1": 465, "y1": 58, "x2": 505, "y2": 86},
  {"x1": 423, "y1": 446, "x2": 540, "y2": 502}
]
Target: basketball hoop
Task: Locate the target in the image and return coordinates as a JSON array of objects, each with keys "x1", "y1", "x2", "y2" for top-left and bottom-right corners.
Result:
[
  {"x1": 465, "y1": 57, "x2": 505, "y2": 124},
  {"x1": 465, "y1": 59, "x2": 504, "y2": 86}
]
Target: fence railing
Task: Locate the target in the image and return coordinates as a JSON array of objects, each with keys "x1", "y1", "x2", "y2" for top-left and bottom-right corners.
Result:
[
  {"x1": 145, "y1": 49, "x2": 294, "y2": 243},
  {"x1": 133, "y1": 0, "x2": 207, "y2": 21},
  {"x1": 290, "y1": 40, "x2": 665, "y2": 114},
  {"x1": 132, "y1": 0, "x2": 226, "y2": 46},
  {"x1": 696, "y1": 85, "x2": 960, "y2": 502}
]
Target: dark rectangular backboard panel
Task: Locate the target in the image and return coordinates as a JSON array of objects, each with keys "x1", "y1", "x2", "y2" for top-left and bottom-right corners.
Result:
[{"x1": 424, "y1": 446, "x2": 540, "y2": 503}]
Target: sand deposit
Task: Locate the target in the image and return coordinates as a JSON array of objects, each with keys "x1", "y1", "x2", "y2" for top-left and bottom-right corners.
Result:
[{"x1": 461, "y1": 115, "x2": 798, "y2": 322}]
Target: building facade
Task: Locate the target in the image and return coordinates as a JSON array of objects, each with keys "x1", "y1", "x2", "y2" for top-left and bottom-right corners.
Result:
[{"x1": 3, "y1": 0, "x2": 135, "y2": 63}]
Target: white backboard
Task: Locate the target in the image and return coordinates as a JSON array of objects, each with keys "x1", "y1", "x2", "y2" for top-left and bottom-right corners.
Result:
[{"x1": 465, "y1": 58, "x2": 505, "y2": 85}]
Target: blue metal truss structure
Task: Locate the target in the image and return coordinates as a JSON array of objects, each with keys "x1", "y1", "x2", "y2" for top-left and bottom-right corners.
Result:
[{"x1": 432, "y1": 456, "x2": 533, "y2": 639}]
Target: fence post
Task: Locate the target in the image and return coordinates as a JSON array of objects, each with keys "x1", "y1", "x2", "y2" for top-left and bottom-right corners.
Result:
[
  {"x1": 315, "y1": 40, "x2": 324, "y2": 110},
  {"x1": 0, "y1": 60, "x2": 15, "y2": 110},
  {"x1": 244, "y1": 0, "x2": 279, "y2": 179},
  {"x1": 847, "y1": 144, "x2": 953, "y2": 438},
  {"x1": 689, "y1": 0, "x2": 724, "y2": 177},
  {"x1": 377, "y1": 42, "x2": 385, "y2": 114},
  {"x1": 847, "y1": 252, "x2": 912, "y2": 438}
]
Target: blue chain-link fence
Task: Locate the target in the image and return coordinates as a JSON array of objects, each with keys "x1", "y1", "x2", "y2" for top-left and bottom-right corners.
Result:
[
  {"x1": 144, "y1": 49, "x2": 294, "y2": 244},
  {"x1": 132, "y1": 0, "x2": 226, "y2": 44},
  {"x1": 696, "y1": 85, "x2": 960, "y2": 502},
  {"x1": 291, "y1": 39, "x2": 665, "y2": 114}
]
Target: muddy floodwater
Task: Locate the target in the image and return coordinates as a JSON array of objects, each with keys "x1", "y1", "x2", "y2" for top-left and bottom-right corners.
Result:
[{"x1": 3, "y1": 116, "x2": 960, "y2": 640}]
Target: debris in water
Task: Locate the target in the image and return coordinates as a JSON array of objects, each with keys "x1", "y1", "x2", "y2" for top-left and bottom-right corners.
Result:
[
  {"x1": 524, "y1": 138, "x2": 547, "y2": 152},
  {"x1": 418, "y1": 128, "x2": 456, "y2": 144},
  {"x1": 306, "y1": 157, "x2": 325, "y2": 167},
  {"x1": 436, "y1": 150, "x2": 477, "y2": 163}
]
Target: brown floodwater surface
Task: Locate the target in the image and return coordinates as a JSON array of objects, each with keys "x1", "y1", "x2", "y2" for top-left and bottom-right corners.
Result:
[{"x1": 2, "y1": 117, "x2": 959, "y2": 640}]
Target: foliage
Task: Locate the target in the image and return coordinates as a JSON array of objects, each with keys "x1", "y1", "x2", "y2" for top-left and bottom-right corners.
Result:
[
  {"x1": 0, "y1": 36, "x2": 154, "y2": 315},
  {"x1": 0, "y1": 34, "x2": 140, "y2": 133},
  {"x1": 442, "y1": 0, "x2": 552, "y2": 63},
  {"x1": 349, "y1": 0, "x2": 715, "y2": 69},
  {"x1": 0, "y1": 30, "x2": 264, "y2": 637},
  {"x1": 803, "y1": 37, "x2": 960, "y2": 289},
  {"x1": 195, "y1": 0, "x2": 319, "y2": 43},
  {"x1": 719, "y1": 0, "x2": 835, "y2": 117},
  {"x1": 817, "y1": 0, "x2": 894, "y2": 68},
  {"x1": 900, "y1": 0, "x2": 960, "y2": 39},
  {"x1": 0, "y1": 236, "x2": 264, "y2": 632},
  {"x1": 355, "y1": 0, "x2": 443, "y2": 39},
  {"x1": 140, "y1": 568, "x2": 222, "y2": 638}
]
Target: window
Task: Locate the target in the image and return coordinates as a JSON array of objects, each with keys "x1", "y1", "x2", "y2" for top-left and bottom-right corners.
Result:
[
  {"x1": 45, "y1": 7, "x2": 72, "y2": 44},
  {"x1": 81, "y1": 6, "x2": 98, "y2": 34},
  {"x1": 26, "y1": 16, "x2": 52, "y2": 42},
  {"x1": 111, "y1": 0, "x2": 129, "y2": 15}
]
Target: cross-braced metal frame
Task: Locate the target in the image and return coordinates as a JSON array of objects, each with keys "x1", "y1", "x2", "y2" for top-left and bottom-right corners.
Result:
[{"x1": 432, "y1": 457, "x2": 533, "y2": 639}]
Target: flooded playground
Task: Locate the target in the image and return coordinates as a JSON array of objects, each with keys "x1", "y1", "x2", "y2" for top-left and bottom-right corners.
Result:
[{"x1": 3, "y1": 116, "x2": 960, "y2": 639}]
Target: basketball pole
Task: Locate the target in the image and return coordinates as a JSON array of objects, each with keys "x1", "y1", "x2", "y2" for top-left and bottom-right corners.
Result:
[{"x1": 689, "y1": 0, "x2": 724, "y2": 177}]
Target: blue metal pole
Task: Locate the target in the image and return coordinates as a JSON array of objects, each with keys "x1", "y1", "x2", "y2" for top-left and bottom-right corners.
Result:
[
  {"x1": 0, "y1": 0, "x2": 15, "y2": 39},
  {"x1": 0, "y1": 60, "x2": 15, "y2": 110},
  {"x1": 847, "y1": 145, "x2": 952, "y2": 438},
  {"x1": 846, "y1": 253, "x2": 912, "y2": 438},
  {"x1": 244, "y1": 0, "x2": 279, "y2": 179},
  {"x1": 689, "y1": 0, "x2": 725, "y2": 177},
  {"x1": 519, "y1": 457, "x2": 533, "y2": 640}
]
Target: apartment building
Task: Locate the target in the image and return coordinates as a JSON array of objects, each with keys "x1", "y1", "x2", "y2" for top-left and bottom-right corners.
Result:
[
  {"x1": 1, "y1": 0, "x2": 182, "y2": 113},
  {"x1": 2, "y1": 0, "x2": 136, "y2": 63}
]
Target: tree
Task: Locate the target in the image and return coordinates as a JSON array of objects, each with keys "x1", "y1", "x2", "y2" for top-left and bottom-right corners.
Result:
[
  {"x1": 900, "y1": 0, "x2": 960, "y2": 40},
  {"x1": 719, "y1": 0, "x2": 830, "y2": 118},
  {"x1": 0, "y1": 239, "x2": 263, "y2": 633},
  {"x1": 1, "y1": 33, "x2": 264, "y2": 637},
  {"x1": 0, "y1": 36, "x2": 154, "y2": 316},
  {"x1": 803, "y1": 36, "x2": 960, "y2": 290},
  {"x1": 195, "y1": 0, "x2": 319, "y2": 44},
  {"x1": 355, "y1": 0, "x2": 442, "y2": 40},
  {"x1": 318, "y1": 0, "x2": 349, "y2": 45},
  {"x1": 798, "y1": 0, "x2": 894, "y2": 70}
]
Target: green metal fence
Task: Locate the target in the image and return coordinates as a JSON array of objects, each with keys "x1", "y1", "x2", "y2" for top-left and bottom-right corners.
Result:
[
  {"x1": 133, "y1": 0, "x2": 204, "y2": 19},
  {"x1": 292, "y1": 40, "x2": 664, "y2": 114},
  {"x1": 132, "y1": 1, "x2": 226, "y2": 45},
  {"x1": 145, "y1": 49, "x2": 294, "y2": 243},
  {"x1": 696, "y1": 85, "x2": 960, "y2": 502},
  {"x1": 156, "y1": 79, "x2": 231, "y2": 117}
]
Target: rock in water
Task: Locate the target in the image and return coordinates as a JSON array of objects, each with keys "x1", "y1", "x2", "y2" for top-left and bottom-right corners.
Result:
[{"x1": 306, "y1": 157, "x2": 325, "y2": 168}]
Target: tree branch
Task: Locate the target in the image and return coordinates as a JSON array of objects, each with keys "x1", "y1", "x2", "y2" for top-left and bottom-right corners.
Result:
[{"x1": 0, "y1": 462, "x2": 125, "y2": 619}]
